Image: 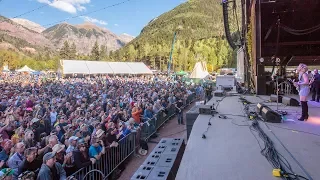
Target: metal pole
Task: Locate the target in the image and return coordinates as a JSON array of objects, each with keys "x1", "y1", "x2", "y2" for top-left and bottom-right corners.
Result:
[{"x1": 167, "y1": 31, "x2": 177, "y2": 75}]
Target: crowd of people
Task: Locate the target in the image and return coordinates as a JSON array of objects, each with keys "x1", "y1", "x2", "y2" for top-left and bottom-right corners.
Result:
[{"x1": 0, "y1": 73, "x2": 199, "y2": 180}]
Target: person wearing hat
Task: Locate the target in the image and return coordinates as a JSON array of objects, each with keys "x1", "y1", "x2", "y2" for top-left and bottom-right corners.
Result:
[
  {"x1": 37, "y1": 152, "x2": 66, "y2": 180},
  {"x1": 73, "y1": 139, "x2": 96, "y2": 170},
  {"x1": 88, "y1": 135, "x2": 105, "y2": 161},
  {"x1": 66, "y1": 136, "x2": 78, "y2": 154}
]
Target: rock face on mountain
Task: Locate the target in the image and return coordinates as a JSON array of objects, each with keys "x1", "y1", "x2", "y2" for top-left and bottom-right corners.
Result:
[
  {"x1": 11, "y1": 18, "x2": 45, "y2": 33},
  {"x1": 0, "y1": 17, "x2": 134, "y2": 54},
  {"x1": 118, "y1": 33, "x2": 135, "y2": 44},
  {"x1": 0, "y1": 16, "x2": 53, "y2": 51},
  {"x1": 42, "y1": 22, "x2": 132, "y2": 54}
]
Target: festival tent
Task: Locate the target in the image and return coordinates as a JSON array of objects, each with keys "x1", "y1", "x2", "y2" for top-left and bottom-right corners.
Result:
[
  {"x1": 126, "y1": 62, "x2": 153, "y2": 74},
  {"x1": 16, "y1": 65, "x2": 35, "y2": 72},
  {"x1": 2, "y1": 65, "x2": 10, "y2": 72},
  {"x1": 60, "y1": 60, "x2": 153, "y2": 75},
  {"x1": 189, "y1": 61, "x2": 210, "y2": 79}
]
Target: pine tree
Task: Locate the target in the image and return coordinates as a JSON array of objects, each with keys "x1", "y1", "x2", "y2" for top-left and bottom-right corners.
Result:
[
  {"x1": 70, "y1": 42, "x2": 77, "y2": 59},
  {"x1": 60, "y1": 41, "x2": 70, "y2": 59},
  {"x1": 100, "y1": 45, "x2": 107, "y2": 60},
  {"x1": 91, "y1": 41, "x2": 100, "y2": 60}
]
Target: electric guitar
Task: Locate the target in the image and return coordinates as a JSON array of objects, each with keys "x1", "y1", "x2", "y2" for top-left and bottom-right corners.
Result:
[
  {"x1": 288, "y1": 79, "x2": 300, "y2": 92},
  {"x1": 309, "y1": 76, "x2": 315, "y2": 88}
]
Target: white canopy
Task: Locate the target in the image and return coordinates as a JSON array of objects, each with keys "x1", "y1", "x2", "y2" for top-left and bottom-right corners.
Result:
[
  {"x1": 2, "y1": 65, "x2": 10, "y2": 72},
  {"x1": 189, "y1": 61, "x2": 209, "y2": 79},
  {"x1": 60, "y1": 60, "x2": 153, "y2": 75},
  {"x1": 16, "y1": 65, "x2": 35, "y2": 72}
]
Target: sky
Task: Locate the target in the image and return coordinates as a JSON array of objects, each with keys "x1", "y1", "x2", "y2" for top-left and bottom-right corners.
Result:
[{"x1": 0, "y1": 0, "x2": 186, "y2": 36}]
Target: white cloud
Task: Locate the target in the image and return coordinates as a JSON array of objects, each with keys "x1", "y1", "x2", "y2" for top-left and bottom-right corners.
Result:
[
  {"x1": 114, "y1": 24, "x2": 119, "y2": 26},
  {"x1": 37, "y1": 0, "x2": 90, "y2": 14},
  {"x1": 80, "y1": 16, "x2": 107, "y2": 25}
]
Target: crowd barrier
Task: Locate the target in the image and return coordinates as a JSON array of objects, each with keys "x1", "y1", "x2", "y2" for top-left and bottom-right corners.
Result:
[{"x1": 68, "y1": 93, "x2": 197, "y2": 180}]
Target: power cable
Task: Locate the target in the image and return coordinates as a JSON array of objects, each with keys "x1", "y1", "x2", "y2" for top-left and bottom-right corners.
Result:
[
  {"x1": 240, "y1": 96, "x2": 310, "y2": 180},
  {"x1": 202, "y1": 116, "x2": 213, "y2": 139},
  {"x1": 4, "y1": 0, "x2": 135, "y2": 34},
  {"x1": 264, "y1": 122, "x2": 313, "y2": 180},
  {"x1": 0, "y1": 1, "x2": 52, "y2": 23}
]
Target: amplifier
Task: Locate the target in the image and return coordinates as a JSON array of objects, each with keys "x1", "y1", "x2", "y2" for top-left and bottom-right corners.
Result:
[{"x1": 261, "y1": 106, "x2": 282, "y2": 123}]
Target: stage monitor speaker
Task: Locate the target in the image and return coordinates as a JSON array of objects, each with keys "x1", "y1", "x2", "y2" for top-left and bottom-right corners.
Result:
[
  {"x1": 199, "y1": 105, "x2": 213, "y2": 115},
  {"x1": 256, "y1": 103, "x2": 266, "y2": 115},
  {"x1": 261, "y1": 106, "x2": 282, "y2": 123},
  {"x1": 282, "y1": 96, "x2": 300, "y2": 106},
  {"x1": 270, "y1": 94, "x2": 282, "y2": 103}
]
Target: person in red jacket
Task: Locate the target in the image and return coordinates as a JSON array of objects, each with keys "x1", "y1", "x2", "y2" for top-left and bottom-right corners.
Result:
[{"x1": 131, "y1": 103, "x2": 142, "y2": 123}]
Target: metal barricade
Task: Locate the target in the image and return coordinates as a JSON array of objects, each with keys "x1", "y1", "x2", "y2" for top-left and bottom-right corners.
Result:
[
  {"x1": 69, "y1": 132, "x2": 136, "y2": 180},
  {"x1": 67, "y1": 93, "x2": 197, "y2": 180}
]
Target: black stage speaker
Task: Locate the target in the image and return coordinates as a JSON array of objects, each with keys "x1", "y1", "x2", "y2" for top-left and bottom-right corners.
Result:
[
  {"x1": 270, "y1": 94, "x2": 282, "y2": 103},
  {"x1": 261, "y1": 106, "x2": 282, "y2": 123},
  {"x1": 256, "y1": 103, "x2": 266, "y2": 115},
  {"x1": 255, "y1": 76, "x2": 267, "y2": 95},
  {"x1": 199, "y1": 105, "x2": 213, "y2": 115},
  {"x1": 282, "y1": 96, "x2": 300, "y2": 106}
]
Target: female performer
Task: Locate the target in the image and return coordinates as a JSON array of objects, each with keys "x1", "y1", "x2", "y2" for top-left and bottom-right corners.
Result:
[{"x1": 294, "y1": 63, "x2": 310, "y2": 121}]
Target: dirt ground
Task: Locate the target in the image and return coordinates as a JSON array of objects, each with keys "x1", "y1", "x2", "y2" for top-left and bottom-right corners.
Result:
[{"x1": 118, "y1": 104, "x2": 194, "y2": 180}]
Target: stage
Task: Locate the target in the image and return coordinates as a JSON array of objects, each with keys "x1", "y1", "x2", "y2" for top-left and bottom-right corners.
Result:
[{"x1": 176, "y1": 95, "x2": 320, "y2": 180}]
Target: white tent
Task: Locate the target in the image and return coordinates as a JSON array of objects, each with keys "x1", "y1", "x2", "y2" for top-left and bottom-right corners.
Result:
[
  {"x1": 2, "y1": 65, "x2": 10, "y2": 72},
  {"x1": 60, "y1": 60, "x2": 153, "y2": 75},
  {"x1": 126, "y1": 62, "x2": 153, "y2": 74},
  {"x1": 16, "y1": 65, "x2": 35, "y2": 72},
  {"x1": 189, "y1": 61, "x2": 209, "y2": 79}
]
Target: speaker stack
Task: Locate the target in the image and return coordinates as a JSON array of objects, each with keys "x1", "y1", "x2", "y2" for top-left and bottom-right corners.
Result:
[
  {"x1": 256, "y1": 103, "x2": 282, "y2": 123},
  {"x1": 131, "y1": 138, "x2": 185, "y2": 180}
]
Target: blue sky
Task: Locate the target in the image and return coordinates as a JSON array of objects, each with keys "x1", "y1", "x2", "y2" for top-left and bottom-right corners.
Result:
[{"x1": 0, "y1": 0, "x2": 186, "y2": 36}]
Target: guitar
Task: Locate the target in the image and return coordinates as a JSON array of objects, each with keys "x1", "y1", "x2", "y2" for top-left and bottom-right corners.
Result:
[
  {"x1": 288, "y1": 79, "x2": 300, "y2": 92},
  {"x1": 309, "y1": 76, "x2": 315, "y2": 88}
]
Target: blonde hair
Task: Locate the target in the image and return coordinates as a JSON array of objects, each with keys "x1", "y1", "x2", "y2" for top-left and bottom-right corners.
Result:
[{"x1": 298, "y1": 63, "x2": 308, "y2": 72}]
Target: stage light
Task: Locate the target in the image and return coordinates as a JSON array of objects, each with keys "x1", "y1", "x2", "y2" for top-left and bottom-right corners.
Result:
[{"x1": 259, "y1": 58, "x2": 264, "y2": 63}]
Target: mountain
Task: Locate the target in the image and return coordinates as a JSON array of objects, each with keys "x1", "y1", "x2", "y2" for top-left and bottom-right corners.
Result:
[
  {"x1": 119, "y1": 33, "x2": 135, "y2": 44},
  {"x1": 0, "y1": 16, "x2": 53, "y2": 52},
  {"x1": 114, "y1": 0, "x2": 238, "y2": 71},
  {"x1": 0, "y1": 16, "x2": 133, "y2": 55},
  {"x1": 11, "y1": 18, "x2": 45, "y2": 33},
  {"x1": 42, "y1": 22, "x2": 130, "y2": 54}
]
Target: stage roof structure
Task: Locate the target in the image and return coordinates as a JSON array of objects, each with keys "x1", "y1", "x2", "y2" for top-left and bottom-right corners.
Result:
[
  {"x1": 252, "y1": 0, "x2": 320, "y2": 66},
  {"x1": 60, "y1": 60, "x2": 153, "y2": 75}
]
